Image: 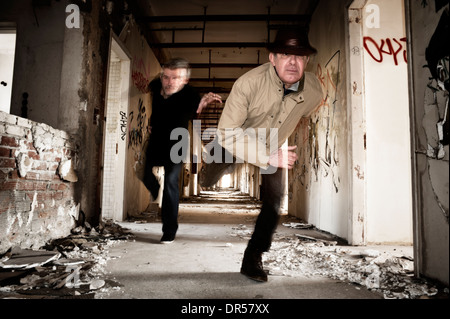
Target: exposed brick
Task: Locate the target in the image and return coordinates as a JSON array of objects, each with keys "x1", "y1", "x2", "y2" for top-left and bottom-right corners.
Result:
[
  {"x1": 42, "y1": 152, "x2": 61, "y2": 162},
  {"x1": 0, "y1": 146, "x2": 11, "y2": 157},
  {"x1": 49, "y1": 182, "x2": 68, "y2": 191},
  {"x1": 8, "y1": 170, "x2": 19, "y2": 179},
  {"x1": 28, "y1": 150, "x2": 40, "y2": 160},
  {"x1": 25, "y1": 141, "x2": 36, "y2": 151},
  {"x1": 0, "y1": 170, "x2": 7, "y2": 180},
  {"x1": 34, "y1": 192, "x2": 52, "y2": 203},
  {"x1": 0, "y1": 158, "x2": 16, "y2": 169},
  {"x1": 24, "y1": 171, "x2": 39, "y2": 180},
  {"x1": 40, "y1": 171, "x2": 58, "y2": 181},
  {"x1": 32, "y1": 161, "x2": 47, "y2": 171},
  {"x1": 2, "y1": 112, "x2": 79, "y2": 251},
  {"x1": 48, "y1": 163, "x2": 59, "y2": 172},
  {"x1": 1, "y1": 136, "x2": 19, "y2": 147},
  {"x1": 0, "y1": 193, "x2": 12, "y2": 213},
  {"x1": 53, "y1": 192, "x2": 64, "y2": 201},
  {"x1": 16, "y1": 180, "x2": 47, "y2": 191},
  {"x1": 0, "y1": 180, "x2": 18, "y2": 191},
  {"x1": 16, "y1": 181, "x2": 35, "y2": 191}
]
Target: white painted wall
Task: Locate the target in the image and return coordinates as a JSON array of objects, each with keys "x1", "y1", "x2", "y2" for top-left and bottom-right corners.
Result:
[
  {"x1": 289, "y1": 0, "x2": 350, "y2": 240},
  {"x1": 362, "y1": 0, "x2": 413, "y2": 244},
  {"x1": 121, "y1": 19, "x2": 162, "y2": 217},
  {"x1": 289, "y1": 0, "x2": 412, "y2": 245}
]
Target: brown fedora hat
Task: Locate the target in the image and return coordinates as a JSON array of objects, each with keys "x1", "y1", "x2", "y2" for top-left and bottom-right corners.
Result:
[{"x1": 267, "y1": 27, "x2": 317, "y2": 56}]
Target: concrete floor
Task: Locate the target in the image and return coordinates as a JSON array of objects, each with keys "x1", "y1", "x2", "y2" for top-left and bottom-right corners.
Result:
[{"x1": 99, "y1": 194, "x2": 388, "y2": 301}]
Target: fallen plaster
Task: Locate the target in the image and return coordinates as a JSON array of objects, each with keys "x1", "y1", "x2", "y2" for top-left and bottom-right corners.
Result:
[
  {"x1": 0, "y1": 219, "x2": 133, "y2": 299},
  {"x1": 263, "y1": 224, "x2": 443, "y2": 299}
]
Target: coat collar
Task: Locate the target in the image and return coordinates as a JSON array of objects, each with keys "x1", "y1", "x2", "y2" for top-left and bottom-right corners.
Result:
[{"x1": 268, "y1": 64, "x2": 306, "y2": 103}]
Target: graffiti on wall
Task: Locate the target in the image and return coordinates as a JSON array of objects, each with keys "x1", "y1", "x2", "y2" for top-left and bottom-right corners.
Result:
[
  {"x1": 422, "y1": 7, "x2": 449, "y2": 221},
  {"x1": 363, "y1": 36, "x2": 408, "y2": 65},
  {"x1": 128, "y1": 98, "x2": 148, "y2": 149},
  {"x1": 120, "y1": 111, "x2": 127, "y2": 141},
  {"x1": 132, "y1": 56, "x2": 151, "y2": 94},
  {"x1": 289, "y1": 50, "x2": 342, "y2": 196}
]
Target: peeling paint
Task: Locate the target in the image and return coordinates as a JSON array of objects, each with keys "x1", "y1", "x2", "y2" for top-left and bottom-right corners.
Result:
[
  {"x1": 27, "y1": 192, "x2": 38, "y2": 227},
  {"x1": 58, "y1": 159, "x2": 78, "y2": 182},
  {"x1": 422, "y1": 7, "x2": 449, "y2": 223},
  {"x1": 17, "y1": 153, "x2": 32, "y2": 177}
]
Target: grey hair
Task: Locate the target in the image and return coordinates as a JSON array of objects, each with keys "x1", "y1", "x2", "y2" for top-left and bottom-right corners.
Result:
[{"x1": 161, "y1": 57, "x2": 192, "y2": 79}]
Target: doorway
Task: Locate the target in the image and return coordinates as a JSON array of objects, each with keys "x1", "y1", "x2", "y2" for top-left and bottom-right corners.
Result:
[
  {"x1": 101, "y1": 33, "x2": 131, "y2": 221},
  {"x1": 348, "y1": 0, "x2": 413, "y2": 245},
  {"x1": 0, "y1": 28, "x2": 16, "y2": 114}
]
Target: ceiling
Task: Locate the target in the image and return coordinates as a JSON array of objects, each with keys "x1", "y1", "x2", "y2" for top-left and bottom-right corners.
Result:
[{"x1": 134, "y1": 0, "x2": 320, "y2": 137}]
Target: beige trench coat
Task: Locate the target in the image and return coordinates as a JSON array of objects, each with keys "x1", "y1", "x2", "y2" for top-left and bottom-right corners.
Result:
[{"x1": 217, "y1": 62, "x2": 324, "y2": 169}]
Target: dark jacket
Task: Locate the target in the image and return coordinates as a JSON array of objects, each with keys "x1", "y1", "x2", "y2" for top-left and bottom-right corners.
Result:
[{"x1": 146, "y1": 78, "x2": 200, "y2": 165}]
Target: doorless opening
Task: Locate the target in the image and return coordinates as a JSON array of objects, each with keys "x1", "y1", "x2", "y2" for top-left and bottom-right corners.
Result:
[
  {"x1": 101, "y1": 34, "x2": 131, "y2": 221},
  {"x1": 0, "y1": 28, "x2": 16, "y2": 114},
  {"x1": 348, "y1": 0, "x2": 413, "y2": 245}
]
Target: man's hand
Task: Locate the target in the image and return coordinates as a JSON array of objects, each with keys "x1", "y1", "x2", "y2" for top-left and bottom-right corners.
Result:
[
  {"x1": 268, "y1": 146, "x2": 298, "y2": 169},
  {"x1": 197, "y1": 92, "x2": 222, "y2": 114}
]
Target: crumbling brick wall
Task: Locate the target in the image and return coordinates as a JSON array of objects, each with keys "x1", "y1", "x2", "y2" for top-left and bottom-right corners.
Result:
[{"x1": 0, "y1": 111, "x2": 79, "y2": 253}]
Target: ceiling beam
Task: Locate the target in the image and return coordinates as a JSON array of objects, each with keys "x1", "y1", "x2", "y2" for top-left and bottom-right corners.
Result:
[
  {"x1": 141, "y1": 14, "x2": 311, "y2": 23},
  {"x1": 150, "y1": 42, "x2": 268, "y2": 48},
  {"x1": 190, "y1": 78, "x2": 237, "y2": 82},
  {"x1": 190, "y1": 63, "x2": 260, "y2": 69},
  {"x1": 193, "y1": 87, "x2": 232, "y2": 94}
]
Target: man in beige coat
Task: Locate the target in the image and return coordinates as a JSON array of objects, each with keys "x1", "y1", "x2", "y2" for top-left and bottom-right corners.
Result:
[{"x1": 200, "y1": 28, "x2": 323, "y2": 282}]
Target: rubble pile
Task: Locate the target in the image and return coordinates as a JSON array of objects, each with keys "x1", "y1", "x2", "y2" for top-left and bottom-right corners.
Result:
[
  {"x1": 0, "y1": 219, "x2": 133, "y2": 299},
  {"x1": 264, "y1": 234, "x2": 441, "y2": 299}
]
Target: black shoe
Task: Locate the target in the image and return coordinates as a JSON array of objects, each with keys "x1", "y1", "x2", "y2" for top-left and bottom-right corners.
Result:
[
  {"x1": 160, "y1": 233, "x2": 175, "y2": 244},
  {"x1": 240, "y1": 247, "x2": 268, "y2": 282}
]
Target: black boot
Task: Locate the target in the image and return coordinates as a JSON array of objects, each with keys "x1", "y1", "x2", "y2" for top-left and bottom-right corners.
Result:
[{"x1": 240, "y1": 247, "x2": 268, "y2": 282}]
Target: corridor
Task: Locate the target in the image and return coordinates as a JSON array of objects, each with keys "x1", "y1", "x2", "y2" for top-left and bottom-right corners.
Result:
[
  {"x1": 96, "y1": 189, "x2": 421, "y2": 300},
  {"x1": 1, "y1": 0, "x2": 448, "y2": 305}
]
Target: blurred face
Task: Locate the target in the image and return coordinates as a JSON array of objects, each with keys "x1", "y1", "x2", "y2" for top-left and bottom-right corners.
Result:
[
  {"x1": 160, "y1": 68, "x2": 189, "y2": 97},
  {"x1": 269, "y1": 53, "x2": 309, "y2": 88}
]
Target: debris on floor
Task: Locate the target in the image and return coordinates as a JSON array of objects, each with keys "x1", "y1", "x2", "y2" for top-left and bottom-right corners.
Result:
[
  {"x1": 230, "y1": 224, "x2": 253, "y2": 239},
  {"x1": 0, "y1": 219, "x2": 132, "y2": 299},
  {"x1": 0, "y1": 247, "x2": 60, "y2": 270},
  {"x1": 282, "y1": 222, "x2": 314, "y2": 229},
  {"x1": 181, "y1": 189, "x2": 262, "y2": 214},
  {"x1": 128, "y1": 203, "x2": 161, "y2": 224},
  {"x1": 263, "y1": 233, "x2": 441, "y2": 299}
]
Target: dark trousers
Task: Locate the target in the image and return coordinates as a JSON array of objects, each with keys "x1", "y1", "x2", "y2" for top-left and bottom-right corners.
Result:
[
  {"x1": 200, "y1": 147, "x2": 284, "y2": 252},
  {"x1": 144, "y1": 161, "x2": 182, "y2": 236}
]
